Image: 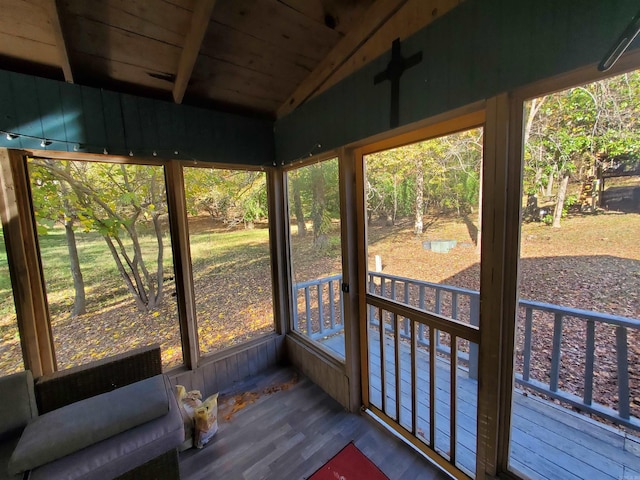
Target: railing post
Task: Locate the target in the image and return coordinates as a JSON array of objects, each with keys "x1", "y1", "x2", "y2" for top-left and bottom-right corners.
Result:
[
  {"x1": 549, "y1": 313, "x2": 563, "y2": 392},
  {"x1": 418, "y1": 285, "x2": 425, "y2": 342},
  {"x1": 469, "y1": 294, "x2": 480, "y2": 380},
  {"x1": 584, "y1": 320, "x2": 595, "y2": 405},
  {"x1": 523, "y1": 307, "x2": 533, "y2": 382},
  {"x1": 403, "y1": 282, "x2": 410, "y2": 336},
  {"x1": 328, "y1": 279, "x2": 336, "y2": 330},
  {"x1": 304, "y1": 286, "x2": 312, "y2": 336},
  {"x1": 293, "y1": 286, "x2": 299, "y2": 331},
  {"x1": 317, "y1": 284, "x2": 324, "y2": 336},
  {"x1": 616, "y1": 326, "x2": 630, "y2": 419},
  {"x1": 451, "y1": 292, "x2": 458, "y2": 320},
  {"x1": 339, "y1": 280, "x2": 345, "y2": 329},
  {"x1": 369, "y1": 274, "x2": 375, "y2": 326},
  {"x1": 435, "y1": 288, "x2": 442, "y2": 351}
]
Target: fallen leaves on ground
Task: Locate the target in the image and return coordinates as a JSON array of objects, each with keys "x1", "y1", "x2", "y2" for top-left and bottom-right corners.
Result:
[{"x1": 219, "y1": 373, "x2": 299, "y2": 421}]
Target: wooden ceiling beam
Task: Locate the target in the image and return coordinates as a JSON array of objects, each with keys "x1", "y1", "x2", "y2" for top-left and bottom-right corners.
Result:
[
  {"x1": 277, "y1": 0, "x2": 411, "y2": 118},
  {"x1": 44, "y1": 0, "x2": 74, "y2": 83},
  {"x1": 172, "y1": 0, "x2": 217, "y2": 104}
]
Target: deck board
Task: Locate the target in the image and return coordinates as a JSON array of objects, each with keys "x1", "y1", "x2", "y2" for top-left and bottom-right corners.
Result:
[{"x1": 320, "y1": 329, "x2": 640, "y2": 479}]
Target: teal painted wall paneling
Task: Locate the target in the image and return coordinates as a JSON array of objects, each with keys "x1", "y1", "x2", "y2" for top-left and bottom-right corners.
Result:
[
  {"x1": 189, "y1": 108, "x2": 209, "y2": 161},
  {"x1": 471, "y1": 0, "x2": 499, "y2": 100},
  {"x1": 120, "y1": 94, "x2": 144, "y2": 154},
  {"x1": 447, "y1": 1, "x2": 474, "y2": 110},
  {"x1": 81, "y1": 86, "x2": 108, "y2": 154},
  {"x1": 275, "y1": 0, "x2": 640, "y2": 163},
  {"x1": 59, "y1": 81, "x2": 86, "y2": 152},
  {"x1": 417, "y1": 19, "x2": 448, "y2": 120},
  {"x1": 11, "y1": 74, "x2": 43, "y2": 150},
  {"x1": 34, "y1": 77, "x2": 68, "y2": 153},
  {"x1": 497, "y1": 0, "x2": 530, "y2": 92},
  {"x1": 154, "y1": 100, "x2": 172, "y2": 157},
  {"x1": 138, "y1": 97, "x2": 160, "y2": 157},
  {"x1": 0, "y1": 70, "x2": 18, "y2": 142},
  {"x1": 0, "y1": 70, "x2": 274, "y2": 165},
  {"x1": 101, "y1": 90, "x2": 127, "y2": 156},
  {"x1": 169, "y1": 106, "x2": 188, "y2": 158}
]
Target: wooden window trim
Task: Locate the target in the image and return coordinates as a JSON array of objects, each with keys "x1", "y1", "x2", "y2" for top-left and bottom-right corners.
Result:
[{"x1": 0, "y1": 149, "x2": 55, "y2": 376}]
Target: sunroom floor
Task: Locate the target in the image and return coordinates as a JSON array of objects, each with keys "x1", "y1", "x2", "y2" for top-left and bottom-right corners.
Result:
[{"x1": 178, "y1": 366, "x2": 449, "y2": 480}]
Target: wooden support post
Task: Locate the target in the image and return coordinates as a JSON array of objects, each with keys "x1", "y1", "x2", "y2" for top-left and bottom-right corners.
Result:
[
  {"x1": 476, "y1": 93, "x2": 523, "y2": 479},
  {"x1": 340, "y1": 147, "x2": 364, "y2": 412},
  {"x1": 164, "y1": 161, "x2": 198, "y2": 369},
  {"x1": 0, "y1": 149, "x2": 55, "y2": 376},
  {"x1": 266, "y1": 168, "x2": 291, "y2": 338}
]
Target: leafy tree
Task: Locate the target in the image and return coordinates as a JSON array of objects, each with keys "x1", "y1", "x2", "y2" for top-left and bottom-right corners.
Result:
[
  {"x1": 184, "y1": 168, "x2": 268, "y2": 229},
  {"x1": 29, "y1": 162, "x2": 86, "y2": 316},
  {"x1": 286, "y1": 158, "x2": 340, "y2": 249},
  {"x1": 524, "y1": 71, "x2": 640, "y2": 227},
  {"x1": 30, "y1": 159, "x2": 168, "y2": 312},
  {"x1": 289, "y1": 170, "x2": 307, "y2": 236},
  {"x1": 365, "y1": 128, "x2": 483, "y2": 234}
]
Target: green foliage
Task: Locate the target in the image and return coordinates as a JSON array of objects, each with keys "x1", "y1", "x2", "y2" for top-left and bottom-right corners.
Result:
[
  {"x1": 365, "y1": 128, "x2": 483, "y2": 220},
  {"x1": 524, "y1": 72, "x2": 640, "y2": 195},
  {"x1": 287, "y1": 159, "x2": 340, "y2": 221},
  {"x1": 28, "y1": 159, "x2": 169, "y2": 311},
  {"x1": 184, "y1": 168, "x2": 268, "y2": 227}
]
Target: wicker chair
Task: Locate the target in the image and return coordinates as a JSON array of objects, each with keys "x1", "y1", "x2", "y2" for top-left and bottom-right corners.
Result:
[{"x1": 31, "y1": 344, "x2": 181, "y2": 480}]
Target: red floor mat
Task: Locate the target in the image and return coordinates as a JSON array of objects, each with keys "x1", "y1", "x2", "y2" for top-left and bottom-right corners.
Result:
[{"x1": 309, "y1": 442, "x2": 389, "y2": 480}]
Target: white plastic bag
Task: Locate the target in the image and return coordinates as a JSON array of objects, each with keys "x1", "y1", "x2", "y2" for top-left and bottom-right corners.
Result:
[
  {"x1": 194, "y1": 393, "x2": 219, "y2": 448},
  {"x1": 175, "y1": 385, "x2": 203, "y2": 450}
]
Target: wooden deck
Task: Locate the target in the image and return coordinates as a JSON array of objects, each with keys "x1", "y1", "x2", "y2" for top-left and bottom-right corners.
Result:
[
  {"x1": 179, "y1": 367, "x2": 449, "y2": 480},
  {"x1": 320, "y1": 330, "x2": 640, "y2": 479}
]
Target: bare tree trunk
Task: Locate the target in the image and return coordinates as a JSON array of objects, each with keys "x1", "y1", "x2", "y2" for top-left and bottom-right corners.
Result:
[
  {"x1": 59, "y1": 174, "x2": 86, "y2": 317},
  {"x1": 552, "y1": 174, "x2": 570, "y2": 228},
  {"x1": 392, "y1": 173, "x2": 397, "y2": 226},
  {"x1": 311, "y1": 166, "x2": 327, "y2": 247},
  {"x1": 414, "y1": 158, "x2": 424, "y2": 234},
  {"x1": 104, "y1": 235, "x2": 147, "y2": 310},
  {"x1": 292, "y1": 176, "x2": 306, "y2": 236},
  {"x1": 545, "y1": 168, "x2": 555, "y2": 197},
  {"x1": 151, "y1": 213, "x2": 164, "y2": 309},
  {"x1": 524, "y1": 97, "x2": 544, "y2": 145},
  {"x1": 64, "y1": 215, "x2": 86, "y2": 316}
]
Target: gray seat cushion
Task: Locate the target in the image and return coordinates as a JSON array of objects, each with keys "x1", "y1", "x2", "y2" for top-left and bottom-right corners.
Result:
[
  {"x1": 9, "y1": 374, "x2": 170, "y2": 475},
  {"x1": 28, "y1": 375, "x2": 183, "y2": 480}
]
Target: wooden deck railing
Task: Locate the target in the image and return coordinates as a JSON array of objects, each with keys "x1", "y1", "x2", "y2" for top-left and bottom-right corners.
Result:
[
  {"x1": 295, "y1": 272, "x2": 640, "y2": 432},
  {"x1": 517, "y1": 299, "x2": 640, "y2": 431},
  {"x1": 293, "y1": 274, "x2": 344, "y2": 340},
  {"x1": 367, "y1": 272, "x2": 480, "y2": 379}
]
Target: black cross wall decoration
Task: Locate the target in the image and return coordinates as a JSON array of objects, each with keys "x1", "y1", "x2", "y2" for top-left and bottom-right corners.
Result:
[{"x1": 374, "y1": 38, "x2": 423, "y2": 129}]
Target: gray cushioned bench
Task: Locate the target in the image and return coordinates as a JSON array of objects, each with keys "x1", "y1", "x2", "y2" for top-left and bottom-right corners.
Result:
[{"x1": 1, "y1": 345, "x2": 183, "y2": 480}]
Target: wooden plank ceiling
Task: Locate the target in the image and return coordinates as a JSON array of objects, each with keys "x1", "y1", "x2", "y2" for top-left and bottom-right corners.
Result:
[{"x1": 0, "y1": 0, "x2": 462, "y2": 118}]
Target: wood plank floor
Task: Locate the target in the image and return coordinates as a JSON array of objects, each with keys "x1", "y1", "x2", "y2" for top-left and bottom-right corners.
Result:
[
  {"x1": 321, "y1": 330, "x2": 640, "y2": 479},
  {"x1": 179, "y1": 367, "x2": 450, "y2": 480}
]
